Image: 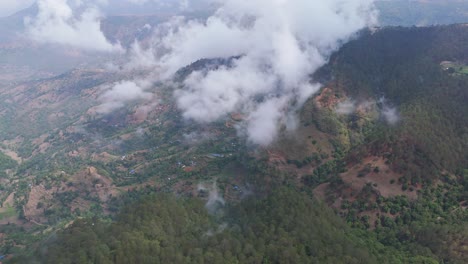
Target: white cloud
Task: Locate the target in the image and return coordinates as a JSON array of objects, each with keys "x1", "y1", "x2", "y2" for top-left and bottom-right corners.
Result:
[
  {"x1": 382, "y1": 106, "x2": 399, "y2": 125},
  {"x1": 149, "y1": 0, "x2": 378, "y2": 145},
  {"x1": 245, "y1": 98, "x2": 287, "y2": 146},
  {"x1": 125, "y1": 0, "x2": 148, "y2": 4},
  {"x1": 198, "y1": 182, "x2": 225, "y2": 214},
  {"x1": 124, "y1": 41, "x2": 159, "y2": 70},
  {"x1": 183, "y1": 131, "x2": 212, "y2": 145},
  {"x1": 0, "y1": 0, "x2": 35, "y2": 17},
  {"x1": 336, "y1": 100, "x2": 357, "y2": 115},
  {"x1": 123, "y1": 0, "x2": 191, "y2": 10},
  {"x1": 25, "y1": 0, "x2": 122, "y2": 52},
  {"x1": 9, "y1": 0, "x2": 380, "y2": 146},
  {"x1": 96, "y1": 80, "x2": 152, "y2": 114},
  {"x1": 378, "y1": 97, "x2": 399, "y2": 125}
]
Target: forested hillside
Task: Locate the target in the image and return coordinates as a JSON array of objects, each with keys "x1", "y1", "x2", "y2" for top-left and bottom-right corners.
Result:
[
  {"x1": 3, "y1": 24, "x2": 468, "y2": 264},
  {"x1": 327, "y1": 25, "x2": 468, "y2": 178},
  {"x1": 308, "y1": 24, "x2": 468, "y2": 263},
  {"x1": 10, "y1": 189, "x2": 443, "y2": 264}
]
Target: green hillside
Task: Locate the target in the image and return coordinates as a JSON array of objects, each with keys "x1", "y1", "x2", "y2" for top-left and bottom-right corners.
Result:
[
  {"x1": 10, "y1": 189, "x2": 442, "y2": 264},
  {"x1": 2, "y1": 24, "x2": 468, "y2": 264}
]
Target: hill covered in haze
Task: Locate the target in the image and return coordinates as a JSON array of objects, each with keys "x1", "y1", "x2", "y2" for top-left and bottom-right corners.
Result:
[{"x1": 376, "y1": 0, "x2": 468, "y2": 26}]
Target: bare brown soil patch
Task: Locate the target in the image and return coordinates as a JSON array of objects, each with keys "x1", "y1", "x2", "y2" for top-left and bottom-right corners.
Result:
[
  {"x1": 0, "y1": 149, "x2": 22, "y2": 164},
  {"x1": 129, "y1": 105, "x2": 153, "y2": 124},
  {"x1": 230, "y1": 113, "x2": 245, "y2": 122},
  {"x1": 313, "y1": 183, "x2": 330, "y2": 201},
  {"x1": 314, "y1": 87, "x2": 340, "y2": 109},
  {"x1": 24, "y1": 185, "x2": 53, "y2": 223},
  {"x1": 2, "y1": 193, "x2": 15, "y2": 208},
  {"x1": 314, "y1": 156, "x2": 421, "y2": 229},
  {"x1": 70, "y1": 197, "x2": 92, "y2": 213},
  {"x1": 341, "y1": 157, "x2": 418, "y2": 200},
  {"x1": 68, "y1": 167, "x2": 118, "y2": 203}
]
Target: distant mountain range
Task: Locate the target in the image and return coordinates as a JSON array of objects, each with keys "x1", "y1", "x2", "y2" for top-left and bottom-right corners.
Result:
[{"x1": 376, "y1": 0, "x2": 468, "y2": 26}]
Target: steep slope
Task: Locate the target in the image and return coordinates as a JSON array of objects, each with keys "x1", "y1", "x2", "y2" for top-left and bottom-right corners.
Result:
[{"x1": 305, "y1": 25, "x2": 468, "y2": 263}]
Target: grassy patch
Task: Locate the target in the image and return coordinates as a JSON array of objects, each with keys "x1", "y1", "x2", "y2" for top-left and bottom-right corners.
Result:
[
  {"x1": 441, "y1": 62, "x2": 468, "y2": 75},
  {"x1": 0, "y1": 206, "x2": 17, "y2": 220},
  {"x1": 458, "y1": 66, "x2": 468, "y2": 74}
]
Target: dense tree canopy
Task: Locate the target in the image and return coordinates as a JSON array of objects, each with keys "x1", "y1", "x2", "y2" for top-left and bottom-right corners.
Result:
[{"x1": 9, "y1": 188, "x2": 442, "y2": 264}]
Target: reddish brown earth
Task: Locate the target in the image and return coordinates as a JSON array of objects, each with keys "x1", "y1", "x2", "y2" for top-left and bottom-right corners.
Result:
[
  {"x1": 340, "y1": 157, "x2": 418, "y2": 200},
  {"x1": 314, "y1": 87, "x2": 341, "y2": 109},
  {"x1": 23, "y1": 185, "x2": 53, "y2": 223}
]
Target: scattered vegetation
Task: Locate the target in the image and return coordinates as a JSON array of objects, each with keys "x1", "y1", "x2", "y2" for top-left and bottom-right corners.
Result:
[{"x1": 1, "y1": 24, "x2": 467, "y2": 264}]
